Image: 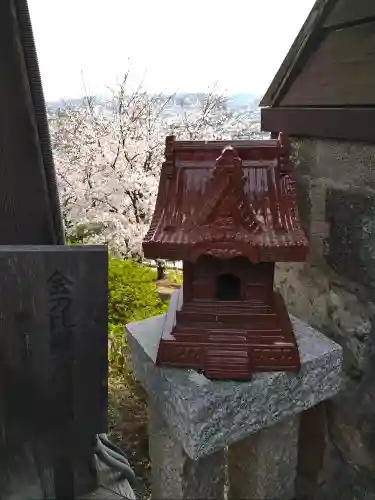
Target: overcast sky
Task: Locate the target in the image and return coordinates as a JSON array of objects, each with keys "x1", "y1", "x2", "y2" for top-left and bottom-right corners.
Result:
[{"x1": 28, "y1": 0, "x2": 316, "y2": 101}]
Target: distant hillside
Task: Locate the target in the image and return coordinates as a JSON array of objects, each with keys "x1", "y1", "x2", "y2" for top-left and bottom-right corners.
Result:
[
  {"x1": 228, "y1": 93, "x2": 258, "y2": 106},
  {"x1": 47, "y1": 92, "x2": 261, "y2": 113},
  {"x1": 46, "y1": 96, "x2": 87, "y2": 111}
]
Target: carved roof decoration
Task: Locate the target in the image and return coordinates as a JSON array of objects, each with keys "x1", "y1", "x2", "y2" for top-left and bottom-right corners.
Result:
[{"x1": 142, "y1": 133, "x2": 309, "y2": 263}]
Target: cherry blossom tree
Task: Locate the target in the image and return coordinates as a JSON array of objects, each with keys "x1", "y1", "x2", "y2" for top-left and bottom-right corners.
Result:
[{"x1": 49, "y1": 75, "x2": 263, "y2": 272}]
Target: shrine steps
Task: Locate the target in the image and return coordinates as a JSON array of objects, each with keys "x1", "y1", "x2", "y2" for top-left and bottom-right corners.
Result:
[
  {"x1": 204, "y1": 348, "x2": 250, "y2": 380},
  {"x1": 176, "y1": 299, "x2": 278, "y2": 325},
  {"x1": 171, "y1": 329, "x2": 287, "y2": 345},
  {"x1": 157, "y1": 336, "x2": 300, "y2": 380},
  {"x1": 157, "y1": 292, "x2": 300, "y2": 380}
]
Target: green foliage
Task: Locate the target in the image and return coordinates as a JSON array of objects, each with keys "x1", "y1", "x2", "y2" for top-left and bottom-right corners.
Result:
[
  {"x1": 66, "y1": 237, "x2": 168, "y2": 377},
  {"x1": 167, "y1": 268, "x2": 183, "y2": 286},
  {"x1": 108, "y1": 257, "x2": 167, "y2": 324},
  {"x1": 108, "y1": 257, "x2": 168, "y2": 376},
  {"x1": 66, "y1": 222, "x2": 105, "y2": 245}
]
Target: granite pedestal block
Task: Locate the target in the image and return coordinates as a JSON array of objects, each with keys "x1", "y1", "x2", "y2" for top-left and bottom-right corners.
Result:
[{"x1": 126, "y1": 314, "x2": 343, "y2": 500}]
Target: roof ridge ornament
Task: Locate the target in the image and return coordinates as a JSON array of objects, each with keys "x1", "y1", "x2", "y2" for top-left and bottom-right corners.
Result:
[
  {"x1": 164, "y1": 135, "x2": 176, "y2": 178},
  {"x1": 215, "y1": 145, "x2": 242, "y2": 167}
]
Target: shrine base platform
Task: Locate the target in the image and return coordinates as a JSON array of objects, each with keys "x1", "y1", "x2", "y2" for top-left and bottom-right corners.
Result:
[
  {"x1": 126, "y1": 313, "x2": 342, "y2": 499},
  {"x1": 156, "y1": 290, "x2": 300, "y2": 380}
]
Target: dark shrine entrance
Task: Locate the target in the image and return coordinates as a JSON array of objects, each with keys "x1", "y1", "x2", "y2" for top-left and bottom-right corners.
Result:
[{"x1": 216, "y1": 273, "x2": 241, "y2": 301}]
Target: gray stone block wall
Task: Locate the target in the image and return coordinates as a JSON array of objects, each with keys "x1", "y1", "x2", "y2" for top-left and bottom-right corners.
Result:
[{"x1": 277, "y1": 138, "x2": 375, "y2": 499}]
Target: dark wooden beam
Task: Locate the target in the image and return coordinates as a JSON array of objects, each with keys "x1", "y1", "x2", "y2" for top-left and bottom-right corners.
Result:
[
  {"x1": 280, "y1": 21, "x2": 375, "y2": 107},
  {"x1": 260, "y1": 0, "x2": 339, "y2": 107},
  {"x1": 323, "y1": 0, "x2": 375, "y2": 28},
  {"x1": 261, "y1": 107, "x2": 375, "y2": 143},
  {"x1": 0, "y1": 1, "x2": 58, "y2": 244}
]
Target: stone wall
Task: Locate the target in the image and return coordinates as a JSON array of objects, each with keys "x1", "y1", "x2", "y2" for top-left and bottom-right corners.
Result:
[{"x1": 275, "y1": 138, "x2": 375, "y2": 499}]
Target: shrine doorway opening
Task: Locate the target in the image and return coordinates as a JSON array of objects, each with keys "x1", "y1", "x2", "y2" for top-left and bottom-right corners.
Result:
[{"x1": 216, "y1": 273, "x2": 241, "y2": 301}]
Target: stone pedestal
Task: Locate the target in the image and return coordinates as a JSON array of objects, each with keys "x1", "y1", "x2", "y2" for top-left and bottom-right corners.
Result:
[
  {"x1": 148, "y1": 400, "x2": 225, "y2": 499},
  {"x1": 126, "y1": 315, "x2": 343, "y2": 500},
  {"x1": 228, "y1": 416, "x2": 299, "y2": 500}
]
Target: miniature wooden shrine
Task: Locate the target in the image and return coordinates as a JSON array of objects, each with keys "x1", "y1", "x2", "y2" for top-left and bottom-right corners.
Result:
[{"x1": 142, "y1": 133, "x2": 309, "y2": 380}]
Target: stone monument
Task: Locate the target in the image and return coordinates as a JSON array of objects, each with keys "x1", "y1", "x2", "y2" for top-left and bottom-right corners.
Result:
[{"x1": 0, "y1": 246, "x2": 108, "y2": 498}]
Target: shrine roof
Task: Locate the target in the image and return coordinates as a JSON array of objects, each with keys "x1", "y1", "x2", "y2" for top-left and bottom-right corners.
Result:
[{"x1": 143, "y1": 135, "x2": 309, "y2": 263}]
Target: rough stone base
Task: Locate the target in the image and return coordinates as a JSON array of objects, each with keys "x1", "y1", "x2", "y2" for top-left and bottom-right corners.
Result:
[
  {"x1": 148, "y1": 401, "x2": 225, "y2": 499},
  {"x1": 127, "y1": 314, "x2": 342, "y2": 460},
  {"x1": 127, "y1": 313, "x2": 342, "y2": 499},
  {"x1": 228, "y1": 416, "x2": 299, "y2": 499}
]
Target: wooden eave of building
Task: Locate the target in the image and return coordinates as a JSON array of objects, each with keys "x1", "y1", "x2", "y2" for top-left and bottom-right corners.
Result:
[{"x1": 260, "y1": 0, "x2": 375, "y2": 143}]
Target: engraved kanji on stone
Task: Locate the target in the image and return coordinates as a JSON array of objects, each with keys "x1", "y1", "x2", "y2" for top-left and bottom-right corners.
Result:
[{"x1": 48, "y1": 270, "x2": 75, "y2": 354}]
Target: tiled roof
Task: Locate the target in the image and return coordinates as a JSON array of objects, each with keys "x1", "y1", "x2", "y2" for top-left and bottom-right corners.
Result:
[{"x1": 143, "y1": 136, "x2": 309, "y2": 263}]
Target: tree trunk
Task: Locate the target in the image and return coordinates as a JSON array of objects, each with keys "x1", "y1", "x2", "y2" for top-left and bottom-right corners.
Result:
[{"x1": 156, "y1": 260, "x2": 166, "y2": 281}]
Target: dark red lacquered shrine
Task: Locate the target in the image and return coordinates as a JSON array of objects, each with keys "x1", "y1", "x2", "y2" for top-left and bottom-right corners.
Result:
[{"x1": 142, "y1": 133, "x2": 309, "y2": 380}]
